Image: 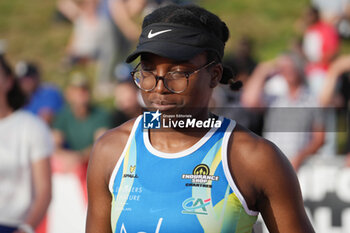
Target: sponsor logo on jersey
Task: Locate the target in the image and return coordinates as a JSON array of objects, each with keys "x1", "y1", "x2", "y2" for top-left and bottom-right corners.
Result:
[
  {"x1": 115, "y1": 186, "x2": 143, "y2": 207},
  {"x1": 182, "y1": 164, "x2": 219, "y2": 188},
  {"x1": 123, "y1": 165, "x2": 138, "y2": 178},
  {"x1": 182, "y1": 197, "x2": 211, "y2": 215},
  {"x1": 130, "y1": 165, "x2": 136, "y2": 173}
]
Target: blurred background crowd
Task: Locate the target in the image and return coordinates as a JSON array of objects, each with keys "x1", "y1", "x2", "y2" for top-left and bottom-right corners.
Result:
[{"x1": 0, "y1": 0, "x2": 350, "y2": 232}]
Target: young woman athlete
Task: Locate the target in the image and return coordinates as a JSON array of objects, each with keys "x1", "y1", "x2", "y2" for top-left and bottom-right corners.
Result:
[{"x1": 86, "y1": 5, "x2": 315, "y2": 233}]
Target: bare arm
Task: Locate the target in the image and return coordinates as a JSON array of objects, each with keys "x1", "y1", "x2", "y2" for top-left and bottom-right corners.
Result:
[
  {"x1": 241, "y1": 61, "x2": 276, "y2": 108},
  {"x1": 15, "y1": 157, "x2": 52, "y2": 233},
  {"x1": 57, "y1": 0, "x2": 81, "y2": 22},
  {"x1": 86, "y1": 121, "x2": 134, "y2": 233},
  {"x1": 86, "y1": 138, "x2": 113, "y2": 233},
  {"x1": 319, "y1": 55, "x2": 350, "y2": 107},
  {"x1": 230, "y1": 127, "x2": 314, "y2": 233},
  {"x1": 108, "y1": 0, "x2": 146, "y2": 42},
  {"x1": 290, "y1": 129, "x2": 325, "y2": 171},
  {"x1": 255, "y1": 141, "x2": 314, "y2": 232}
]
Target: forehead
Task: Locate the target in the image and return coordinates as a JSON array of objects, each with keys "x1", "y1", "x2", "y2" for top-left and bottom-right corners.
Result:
[{"x1": 140, "y1": 52, "x2": 207, "y2": 67}]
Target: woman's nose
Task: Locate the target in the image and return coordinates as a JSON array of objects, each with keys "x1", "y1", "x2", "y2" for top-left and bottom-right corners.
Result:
[{"x1": 153, "y1": 76, "x2": 169, "y2": 94}]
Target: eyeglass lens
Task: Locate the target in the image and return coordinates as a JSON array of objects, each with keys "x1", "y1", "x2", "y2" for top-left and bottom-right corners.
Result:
[{"x1": 134, "y1": 70, "x2": 188, "y2": 93}]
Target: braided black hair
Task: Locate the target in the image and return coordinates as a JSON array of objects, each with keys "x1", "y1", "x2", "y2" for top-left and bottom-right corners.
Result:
[{"x1": 143, "y1": 4, "x2": 242, "y2": 90}]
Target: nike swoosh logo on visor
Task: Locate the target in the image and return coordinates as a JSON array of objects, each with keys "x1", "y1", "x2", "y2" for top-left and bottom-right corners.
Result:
[{"x1": 147, "y1": 29, "x2": 172, "y2": 38}]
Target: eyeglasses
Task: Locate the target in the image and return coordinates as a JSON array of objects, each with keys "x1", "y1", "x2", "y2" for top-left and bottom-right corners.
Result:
[{"x1": 131, "y1": 61, "x2": 216, "y2": 93}]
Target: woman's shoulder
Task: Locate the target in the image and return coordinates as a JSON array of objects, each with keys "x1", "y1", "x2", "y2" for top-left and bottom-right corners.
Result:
[
  {"x1": 88, "y1": 116, "x2": 141, "y2": 183},
  {"x1": 230, "y1": 123, "x2": 286, "y2": 170},
  {"x1": 229, "y1": 123, "x2": 296, "y2": 195},
  {"x1": 95, "y1": 116, "x2": 140, "y2": 153}
]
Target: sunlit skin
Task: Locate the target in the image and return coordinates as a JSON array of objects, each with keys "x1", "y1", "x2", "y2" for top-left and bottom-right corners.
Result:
[{"x1": 86, "y1": 53, "x2": 315, "y2": 233}]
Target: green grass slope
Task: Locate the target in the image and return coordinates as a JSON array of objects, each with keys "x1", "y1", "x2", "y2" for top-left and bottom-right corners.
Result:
[{"x1": 1, "y1": 0, "x2": 349, "y2": 86}]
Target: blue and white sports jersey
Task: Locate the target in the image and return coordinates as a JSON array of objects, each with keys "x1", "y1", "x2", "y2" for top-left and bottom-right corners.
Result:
[{"x1": 109, "y1": 116, "x2": 258, "y2": 233}]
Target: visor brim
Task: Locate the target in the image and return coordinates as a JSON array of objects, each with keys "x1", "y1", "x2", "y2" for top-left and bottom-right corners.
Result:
[{"x1": 126, "y1": 41, "x2": 206, "y2": 63}]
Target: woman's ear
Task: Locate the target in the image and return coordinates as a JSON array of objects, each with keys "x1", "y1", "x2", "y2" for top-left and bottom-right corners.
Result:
[{"x1": 209, "y1": 63, "x2": 223, "y2": 88}]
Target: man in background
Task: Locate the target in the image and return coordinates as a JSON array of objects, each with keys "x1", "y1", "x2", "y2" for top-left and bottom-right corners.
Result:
[
  {"x1": 52, "y1": 73, "x2": 111, "y2": 173},
  {"x1": 15, "y1": 61, "x2": 64, "y2": 125}
]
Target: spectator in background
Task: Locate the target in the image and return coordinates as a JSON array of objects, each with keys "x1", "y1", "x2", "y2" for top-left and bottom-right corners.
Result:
[
  {"x1": 0, "y1": 55, "x2": 52, "y2": 233},
  {"x1": 15, "y1": 61, "x2": 64, "y2": 126},
  {"x1": 49, "y1": 72, "x2": 111, "y2": 233},
  {"x1": 107, "y1": 0, "x2": 196, "y2": 64},
  {"x1": 50, "y1": 74, "x2": 110, "y2": 231},
  {"x1": 320, "y1": 55, "x2": 350, "y2": 108},
  {"x1": 108, "y1": 0, "x2": 146, "y2": 43},
  {"x1": 303, "y1": 6, "x2": 339, "y2": 95},
  {"x1": 111, "y1": 63, "x2": 142, "y2": 127},
  {"x1": 108, "y1": 0, "x2": 194, "y2": 46},
  {"x1": 56, "y1": 0, "x2": 81, "y2": 23},
  {"x1": 242, "y1": 52, "x2": 325, "y2": 171},
  {"x1": 302, "y1": 6, "x2": 339, "y2": 155},
  {"x1": 223, "y1": 36, "x2": 257, "y2": 84},
  {"x1": 311, "y1": 0, "x2": 350, "y2": 38},
  {"x1": 64, "y1": 0, "x2": 107, "y2": 66},
  {"x1": 52, "y1": 73, "x2": 111, "y2": 173},
  {"x1": 92, "y1": 0, "x2": 147, "y2": 98},
  {"x1": 62, "y1": 0, "x2": 117, "y2": 99},
  {"x1": 95, "y1": 0, "x2": 194, "y2": 97},
  {"x1": 319, "y1": 55, "x2": 350, "y2": 166},
  {"x1": 60, "y1": 0, "x2": 145, "y2": 98},
  {"x1": 213, "y1": 36, "x2": 263, "y2": 135}
]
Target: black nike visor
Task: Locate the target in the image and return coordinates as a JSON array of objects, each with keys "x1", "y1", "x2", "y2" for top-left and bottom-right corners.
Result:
[{"x1": 126, "y1": 23, "x2": 225, "y2": 63}]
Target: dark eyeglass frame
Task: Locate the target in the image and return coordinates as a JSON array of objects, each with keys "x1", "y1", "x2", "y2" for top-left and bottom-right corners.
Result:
[{"x1": 130, "y1": 60, "x2": 216, "y2": 94}]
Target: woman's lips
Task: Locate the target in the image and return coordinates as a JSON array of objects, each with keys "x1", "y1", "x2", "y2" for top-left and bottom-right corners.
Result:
[{"x1": 150, "y1": 101, "x2": 177, "y2": 111}]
